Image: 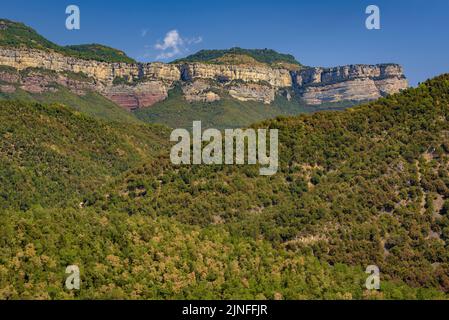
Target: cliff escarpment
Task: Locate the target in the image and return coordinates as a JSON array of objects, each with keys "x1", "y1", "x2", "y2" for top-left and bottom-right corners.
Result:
[
  {"x1": 293, "y1": 64, "x2": 408, "y2": 105},
  {"x1": 0, "y1": 47, "x2": 408, "y2": 111},
  {"x1": 0, "y1": 18, "x2": 408, "y2": 111}
]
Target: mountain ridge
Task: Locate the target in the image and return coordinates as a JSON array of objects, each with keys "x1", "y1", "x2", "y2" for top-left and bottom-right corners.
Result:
[
  {"x1": 0, "y1": 18, "x2": 408, "y2": 128},
  {"x1": 0, "y1": 19, "x2": 136, "y2": 63}
]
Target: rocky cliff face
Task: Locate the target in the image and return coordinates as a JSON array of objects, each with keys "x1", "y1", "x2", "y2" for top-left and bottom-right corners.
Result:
[
  {"x1": 0, "y1": 48, "x2": 181, "y2": 110},
  {"x1": 182, "y1": 80, "x2": 221, "y2": 103},
  {"x1": 102, "y1": 81, "x2": 170, "y2": 110},
  {"x1": 0, "y1": 47, "x2": 408, "y2": 110},
  {"x1": 293, "y1": 64, "x2": 408, "y2": 105},
  {"x1": 0, "y1": 66, "x2": 97, "y2": 95},
  {"x1": 0, "y1": 48, "x2": 179, "y2": 83},
  {"x1": 179, "y1": 63, "x2": 292, "y2": 88}
]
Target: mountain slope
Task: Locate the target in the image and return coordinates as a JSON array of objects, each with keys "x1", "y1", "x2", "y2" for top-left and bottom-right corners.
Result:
[
  {"x1": 1, "y1": 76, "x2": 448, "y2": 299},
  {"x1": 2, "y1": 206, "x2": 443, "y2": 300},
  {"x1": 0, "y1": 66, "x2": 142, "y2": 123},
  {"x1": 134, "y1": 85, "x2": 359, "y2": 129},
  {"x1": 0, "y1": 100, "x2": 169, "y2": 210},
  {"x1": 92, "y1": 74, "x2": 449, "y2": 292},
  {"x1": 0, "y1": 19, "x2": 135, "y2": 63}
]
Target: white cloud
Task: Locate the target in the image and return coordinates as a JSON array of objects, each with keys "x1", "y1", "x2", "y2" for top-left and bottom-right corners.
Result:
[
  {"x1": 155, "y1": 30, "x2": 183, "y2": 50},
  {"x1": 154, "y1": 30, "x2": 202, "y2": 60},
  {"x1": 141, "y1": 29, "x2": 148, "y2": 37},
  {"x1": 186, "y1": 36, "x2": 203, "y2": 45}
]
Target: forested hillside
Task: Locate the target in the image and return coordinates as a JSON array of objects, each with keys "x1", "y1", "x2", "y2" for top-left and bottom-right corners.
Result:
[
  {"x1": 1, "y1": 75, "x2": 449, "y2": 299},
  {"x1": 1, "y1": 207, "x2": 443, "y2": 299},
  {"x1": 0, "y1": 100, "x2": 169, "y2": 210},
  {"x1": 92, "y1": 74, "x2": 449, "y2": 293}
]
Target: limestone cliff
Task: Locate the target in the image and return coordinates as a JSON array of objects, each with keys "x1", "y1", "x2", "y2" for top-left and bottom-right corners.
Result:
[
  {"x1": 182, "y1": 80, "x2": 221, "y2": 103},
  {"x1": 0, "y1": 48, "x2": 179, "y2": 83},
  {"x1": 179, "y1": 63, "x2": 292, "y2": 88},
  {"x1": 0, "y1": 47, "x2": 408, "y2": 110},
  {"x1": 293, "y1": 64, "x2": 408, "y2": 105},
  {"x1": 0, "y1": 48, "x2": 180, "y2": 110}
]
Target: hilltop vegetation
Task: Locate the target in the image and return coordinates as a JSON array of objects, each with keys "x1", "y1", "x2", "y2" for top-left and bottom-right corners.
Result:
[
  {"x1": 64, "y1": 44, "x2": 136, "y2": 64},
  {"x1": 173, "y1": 47, "x2": 301, "y2": 69},
  {"x1": 0, "y1": 19, "x2": 135, "y2": 63},
  {"x1": 1, "y1": 19, "x2": 302, "y2": 68}
]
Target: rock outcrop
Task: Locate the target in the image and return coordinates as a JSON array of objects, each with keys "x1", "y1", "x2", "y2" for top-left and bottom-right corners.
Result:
[
  {"x1": 293, "y1": 64, "x2": 408, "y2": 105},
  {"x1": 0, "y1": 48, "x2": 179, "y2": 83},
  {"x1": 0, "y1": 66, "x2": 96, "y2": 95},
  {"x1": 0, "y1": 47, "x2": 408, "y2": 110},
  {"x1": 179, "y1": 63, "x2": 292, "y2": 88},
  {"x1": 0, "y1": 48, "x2": 180, "y2": 110},
  {"x1": 228, "y1": 83, "x2": 275, "y2": 104},
  {"x1": 102, "y1": 81, "x2": 170, "y2": 111},
  {"x1": 182, "y1": 80, "x2": 221, "y2": 103}
]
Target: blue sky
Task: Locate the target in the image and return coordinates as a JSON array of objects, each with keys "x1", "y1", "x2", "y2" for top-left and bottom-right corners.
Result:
[{"x1": 1, "y1": 0, "x2": 448, "y2": 85}]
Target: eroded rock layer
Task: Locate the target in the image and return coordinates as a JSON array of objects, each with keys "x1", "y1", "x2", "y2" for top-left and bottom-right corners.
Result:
[
  {"x1": 0, "y1": 48, "x2": 408, "y2": 109},
  {"x1": 293, "y1": 64, "x2": 408, "y2": 105}
]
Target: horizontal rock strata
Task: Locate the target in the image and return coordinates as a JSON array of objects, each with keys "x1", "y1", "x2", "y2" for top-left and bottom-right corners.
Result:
[{"x1": 0, "y1": 48, "x2": 408, "y2": 109}]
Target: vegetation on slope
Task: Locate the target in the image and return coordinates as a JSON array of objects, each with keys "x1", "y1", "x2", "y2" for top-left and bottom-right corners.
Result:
[
  {"x1": 0, "y1": 100, "x2": 169, "y2": 210},
  {"x1": 134, "y1": 85, "x2": 356, "y2": 130},
  {"x1": 92, "y1": 74, "x2": 449, "y2": 293},
  {"x1": 1, "y1": 207, "x2": 443, "y2": 300},
  {"x1": 173, "y1": 47, "x2": 301, "y2": 68},
  {"x1": 0, "y1": 19, "x2": 135, "y2": 63},
  {"x1": 64, "y1": 44, "x2": 136, "y2": 64},
  {"x1": 0, "y1": 85, "x2": 141, "y2": 124},
  {"x1": 1, "y1": 74, "x2": 449, "y2": 299}
]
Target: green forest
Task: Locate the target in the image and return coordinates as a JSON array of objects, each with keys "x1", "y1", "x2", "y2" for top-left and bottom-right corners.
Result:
[
  {"x1": 173, "y1": 47, "x2": 301, "y2": 68},
  {"x1": 1, "y1": 73, "x2": 449, "y2": 299},
  {"x1": 0, "y1": 19, "x2": 136, "y2": 63}
]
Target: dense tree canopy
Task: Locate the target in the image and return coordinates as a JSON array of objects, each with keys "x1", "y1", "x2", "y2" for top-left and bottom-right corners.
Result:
[{"x1": 1, "y1": 75, "x2": 449, "y2": 299}]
